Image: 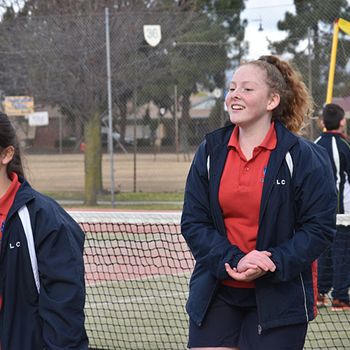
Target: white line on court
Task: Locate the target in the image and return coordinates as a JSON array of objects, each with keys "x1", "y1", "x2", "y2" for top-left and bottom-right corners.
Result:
[{"x1": 85, "y1": 290, "x2": 188, "y2": 308}]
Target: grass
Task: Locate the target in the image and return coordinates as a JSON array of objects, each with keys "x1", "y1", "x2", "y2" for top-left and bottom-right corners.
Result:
[
  {"x1": 43, "y1": 191, "x2": 184, "y2": 201},
  {"x1": 86, "y1": 275, "x2": 350, "y2": 350},
  {"x1": 43, "y1": 191, "x2": 184, "y2": 210},
  {"x1": 85, "y1": 275, "x2": 190, "y2": 350}
]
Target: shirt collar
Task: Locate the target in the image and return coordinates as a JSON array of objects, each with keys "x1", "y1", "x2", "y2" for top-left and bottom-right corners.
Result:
[
  {"x1": 228, "y1": 122, "x2": 277, "y2": 151},
  {"x1": 324, "y1": 130, "x2": 347, "y2": 139},
  {"x1": 0, "y1": 172, "x2": 20, "y2": 215}
]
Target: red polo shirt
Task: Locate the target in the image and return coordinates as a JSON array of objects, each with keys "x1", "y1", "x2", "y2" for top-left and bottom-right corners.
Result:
[
  {"x1": 219, "y1": 123, "x2": 276, "y2": 288},
  {"x1": 0, "y1": 172, "x2": 21, "y2": 309}
]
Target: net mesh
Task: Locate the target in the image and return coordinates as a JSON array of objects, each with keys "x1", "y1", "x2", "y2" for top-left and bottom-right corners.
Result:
[{"x1": 70, "y1": 211, "x2": 350, "y2": 350}]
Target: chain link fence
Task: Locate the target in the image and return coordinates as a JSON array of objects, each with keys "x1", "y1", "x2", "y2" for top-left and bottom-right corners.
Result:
[
  {"x1": 1, "y1": 5, "x2": 349, "y2": 349},
  {"x1": 0, "y1": 5, "x2": 350, "y2": 193}
]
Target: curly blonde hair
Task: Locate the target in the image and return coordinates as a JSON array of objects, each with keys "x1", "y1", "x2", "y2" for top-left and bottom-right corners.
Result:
[{"x1": 247, "y1": 55, "x2": 314, "y2": 133}]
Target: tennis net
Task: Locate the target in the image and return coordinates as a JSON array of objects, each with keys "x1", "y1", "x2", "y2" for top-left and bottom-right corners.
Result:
[{"x1": 70, "y1": 211, "x2": 350, "y2": 350}]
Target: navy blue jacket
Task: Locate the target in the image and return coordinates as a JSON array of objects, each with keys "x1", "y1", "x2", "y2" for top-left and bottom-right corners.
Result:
[
  {"x1": 315, "y1": 132, "x2": 350, "y2": 214},
  {"x1": 181, "y1": 121, "x2": 337, "y2": 331},
  {"x1": 0, "y1": 178, "x2": 88, "y2": 349}
]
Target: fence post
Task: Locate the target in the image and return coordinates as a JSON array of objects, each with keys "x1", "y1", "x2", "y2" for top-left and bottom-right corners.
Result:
[{"x1": 105, "y1": 7, "x2": 116, "y2": 206}]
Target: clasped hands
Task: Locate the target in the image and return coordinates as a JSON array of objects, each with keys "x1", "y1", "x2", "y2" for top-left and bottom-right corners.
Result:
[{"x1": 225, "y1": 250, "x2": 276, "y2": 282}]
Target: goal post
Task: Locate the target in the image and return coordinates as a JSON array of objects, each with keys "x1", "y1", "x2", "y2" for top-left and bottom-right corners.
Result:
[{"x1": 326, "y1": 18, "x2": 350, "y2": 104}]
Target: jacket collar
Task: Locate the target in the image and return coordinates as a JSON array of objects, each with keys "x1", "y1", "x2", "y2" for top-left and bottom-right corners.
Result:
[
  {"x1": 7, "y1": 177, "x2": 35, "y2": 220},
  {"x1": 205, "y1": 123, "x2": 234, "y2": 155},
  {"x1": 204, "y1": 121, "x2": 299, "y2": 178},
  {"x1": 274, "y1": 120, "x2": 299, "y2": 154},
  {"x1": 321, "y1": 131, "x2": 347, "y2": 140},
  {"x1": 205, "y1": 120, "x2": 298, "y2": 154}
]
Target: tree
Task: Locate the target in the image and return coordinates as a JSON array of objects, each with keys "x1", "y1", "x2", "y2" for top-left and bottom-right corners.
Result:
[
  {"x1": 269, "y1": 0, "x2": 350, "y2": 115},
  {"x1": 136, "y1": 1, "x2": 246, "y2": 153},
  {"x1": 173, "y1": 2, "x2": 245, "y2": 152},
  {"x1": 0, "y1": 0, "x2": 159, "y2": 204},
  {"x1": 0, "y1": 0, "x2": 247, "y2": 201}
]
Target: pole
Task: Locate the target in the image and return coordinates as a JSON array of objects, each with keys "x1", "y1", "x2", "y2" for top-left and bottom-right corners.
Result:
[
  {"x1": 133, "y1": 50, "x2": 137, "y2": 192},
  {"x1": 307, "y1": 27, "x2": 314, "y2": 139},
  {"x1": 133, "y1": 81, "x2": 137, "y2": 192},
  {"x1": 105, "y1": 8, "x2": 115, "y2": 207},
  {"x1": 58, "y1": 114, "x2": 63, "y2": 154},
  {"x1": 174, "y1": 84, "x2": 179, "y2": 161},
  {"x1": 326, "y1": 20, "x2": 339, "y2": 104},
  {"x1": 307, "y1": 28, "x2": 313, "y2": 96}
]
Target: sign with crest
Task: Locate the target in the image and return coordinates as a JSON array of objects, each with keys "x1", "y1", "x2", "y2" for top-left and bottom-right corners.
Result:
[
  {"x1": 27, "y1": 111, "x2": 49, "y2": 126},
  {"x1": 143, "y1": 25, "x2": 161, "y2": 47}
]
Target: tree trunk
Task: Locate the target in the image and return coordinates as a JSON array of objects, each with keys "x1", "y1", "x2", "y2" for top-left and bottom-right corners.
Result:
[
  {"x1": 118, "y1": 98, "x2": 127, "y2": 143},
  {"x1": 180, "y1": 90, "x2": 191, "y2": 160},
  {"x1": 84, "y1": 112, "x2": 102, "y2": 205}
]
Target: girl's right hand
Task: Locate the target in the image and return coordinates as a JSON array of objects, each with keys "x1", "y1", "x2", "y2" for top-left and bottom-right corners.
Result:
[
  {"x1": 236, "y1": 250, "x2": 276, "y2": 273},
  {"x1": 225, "y1": 264, "x2": 267, "y2": 282}
]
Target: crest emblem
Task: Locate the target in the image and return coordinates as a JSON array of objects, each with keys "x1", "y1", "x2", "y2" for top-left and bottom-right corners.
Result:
[{"x1": 143, "y1": 25, "x2": 161, "y2": 47}]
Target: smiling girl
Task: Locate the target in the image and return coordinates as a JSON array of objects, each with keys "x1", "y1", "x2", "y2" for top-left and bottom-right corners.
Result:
[{"x1": 181, "y1": 55, "x2": 337, "y2": 350}]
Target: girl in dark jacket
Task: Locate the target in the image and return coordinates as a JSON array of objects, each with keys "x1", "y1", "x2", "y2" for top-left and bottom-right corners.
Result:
[
  {"x1": 181, "y1": 55, "x2": 337, "y2": 350},
  {"x1": 0, "y1": 113, "x2": 88, "y2": 349}
]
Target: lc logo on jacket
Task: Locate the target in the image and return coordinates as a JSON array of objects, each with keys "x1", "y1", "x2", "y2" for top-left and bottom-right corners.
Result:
[
  {"x1": 276, "y1": 179, "x2": 286, "y2": 185},
  {"x1": 9, "y1": 241, "x2": 21, "y2": 249}
]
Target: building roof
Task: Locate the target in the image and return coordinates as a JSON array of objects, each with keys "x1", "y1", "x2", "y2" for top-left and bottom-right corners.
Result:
[{"x1": 333, "y1": 96, "x2": 350, "y2": 111}]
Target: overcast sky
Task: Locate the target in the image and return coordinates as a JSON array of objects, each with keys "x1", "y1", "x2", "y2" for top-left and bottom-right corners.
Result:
[{"x1": 242, "y1": 0, "x2": 295, "y2": 59}]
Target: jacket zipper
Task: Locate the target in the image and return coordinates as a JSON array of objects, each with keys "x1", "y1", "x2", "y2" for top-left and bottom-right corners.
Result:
[
  {"x1": 300, "y1": 273, "x2": 309, "y2": 322},
  {"x1": 255, "y1": 153, "x2": 294, "y2": 336}
]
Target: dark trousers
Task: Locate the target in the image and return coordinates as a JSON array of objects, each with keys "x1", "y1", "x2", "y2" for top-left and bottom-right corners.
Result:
[
  {"x1": 188, "y1": 286, "x2": 307, "y2": 350},
  {"x1": 318, "y1": 225, "x2": 350, "y2": 302}
]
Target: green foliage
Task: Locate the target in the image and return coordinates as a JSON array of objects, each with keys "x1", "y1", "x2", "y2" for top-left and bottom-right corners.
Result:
[
  {"x1": 44, "y1": 190, "x2": 184, "y2": 210},
  {"x1": 135, "y1": 0, "x2": 246, "y2": 122},
  {"x1": 270, "y1": 0, "x2": 350, "y2": 110}
]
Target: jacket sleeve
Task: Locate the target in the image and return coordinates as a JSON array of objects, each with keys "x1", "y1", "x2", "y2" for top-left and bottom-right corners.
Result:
[
  {"x1": 181, "y1": 141, "x2": 245, "y2": 280},
  {"x1": 340, "y1": 138, "x2": 350, "y2": 189},
  {"x1": 35, "y1": 204, "x2": 88, "y2": 349},
  {"x1": 268, "y1": 144, "x2": 337, "y2": 282}
]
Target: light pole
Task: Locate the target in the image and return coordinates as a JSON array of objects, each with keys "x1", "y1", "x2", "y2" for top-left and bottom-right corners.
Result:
[
  {"x1": 105, "y1": 8, "x2": 116, "y2": 207},
  {"x1": 174, "y1": 84, "x2": 179, "y2": 161},
  {"x1": 130, "y1": 25, "x2": 162, "y2": 192},
  {"x1": 250, "y1": 17, "x2": 264, "y2": 32}
]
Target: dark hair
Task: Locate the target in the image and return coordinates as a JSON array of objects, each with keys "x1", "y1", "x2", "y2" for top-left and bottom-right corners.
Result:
[
  {"x1": 322, "y1": 103, "x2": 345, "y2": 131},
  {"x1": 246, "y1": 55, "x2": 314, "y2": 132},
  {"x1": 0, "y1": 112, "x2": 25, "y2": 177}
]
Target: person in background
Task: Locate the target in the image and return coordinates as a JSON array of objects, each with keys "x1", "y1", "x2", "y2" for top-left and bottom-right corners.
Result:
[
  {"x1": 181, "y1": 55, "x2": 337, "y2": 350},
  {"x1": 0, "y1": 112, "x2": 88, "y2": 349},
  {"x1": 315, "y1": 103, "x2": 350, "y2": 311}
]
